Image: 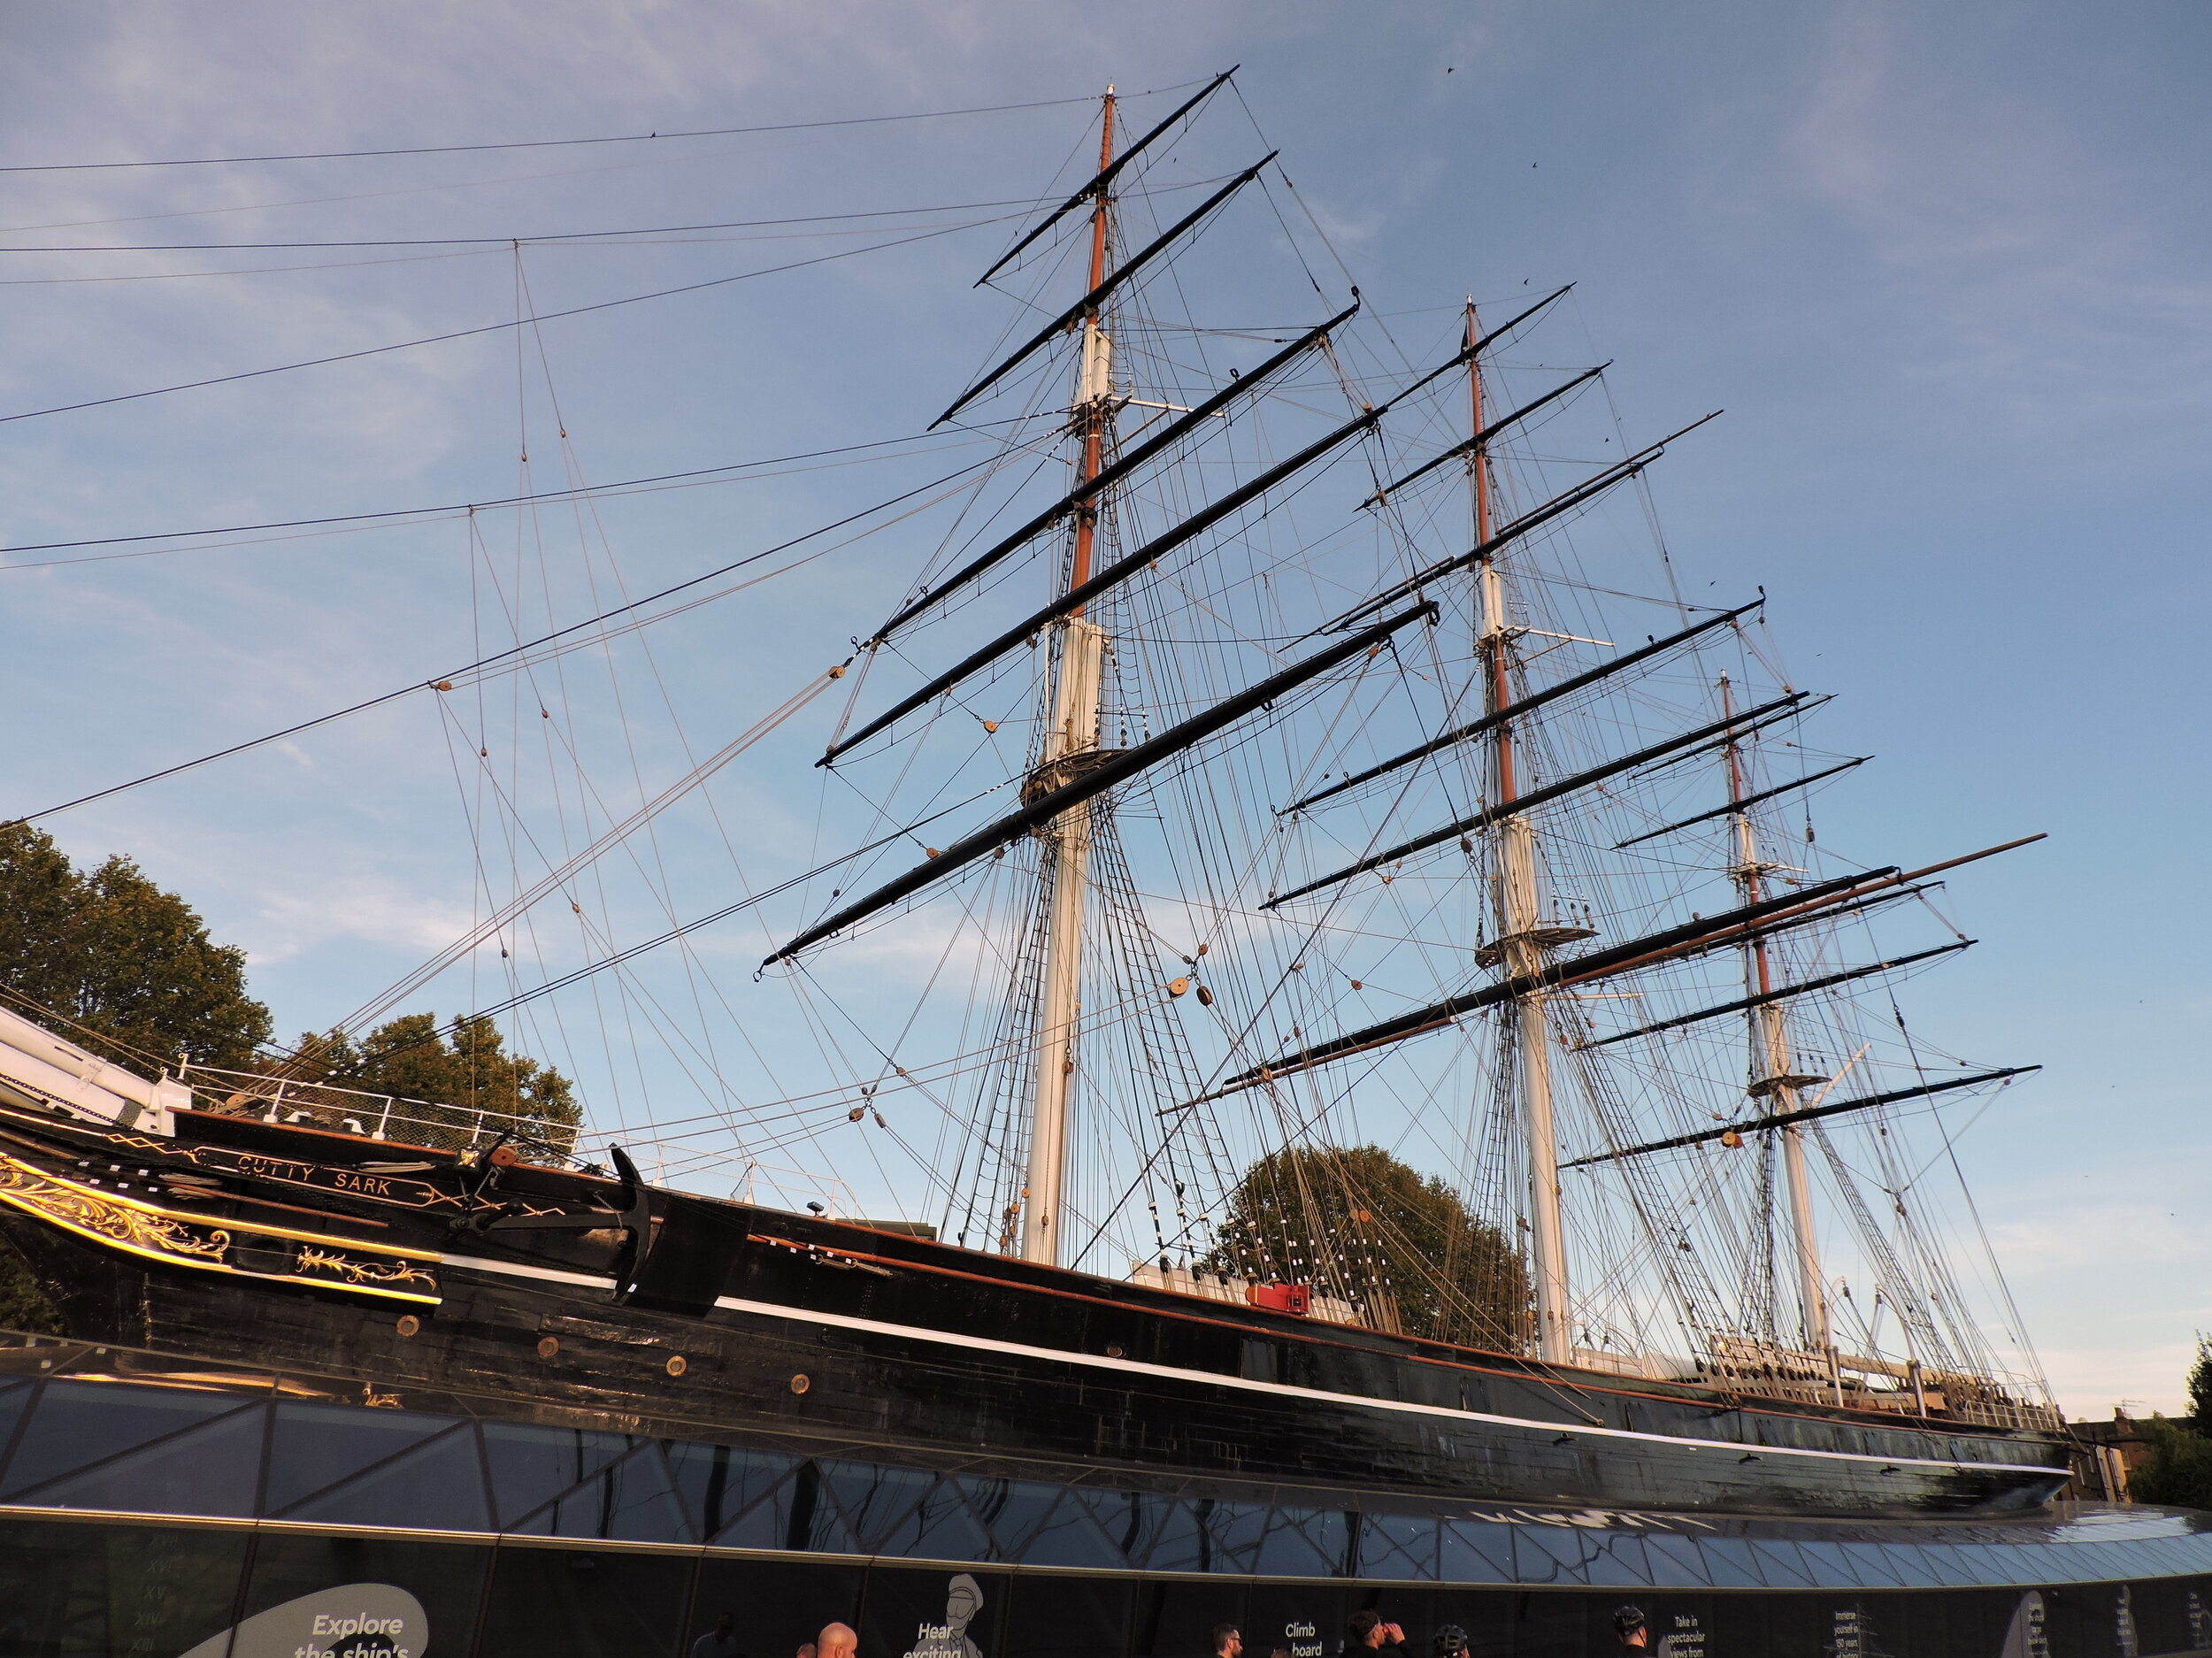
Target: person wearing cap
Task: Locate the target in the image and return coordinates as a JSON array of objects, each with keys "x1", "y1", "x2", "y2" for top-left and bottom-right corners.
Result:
[
  {"x1": 1431, "y1": 1626, "x2": 1470, "y2": 1658},
  {"x1": 1612, "y1": 1607, "x2": 1648, "y2": 1652}
]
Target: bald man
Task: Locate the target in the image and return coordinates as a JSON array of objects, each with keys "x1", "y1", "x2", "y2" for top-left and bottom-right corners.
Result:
[{"x1": 819, "y1": 1623, "x2": 859, "y2": 1658}]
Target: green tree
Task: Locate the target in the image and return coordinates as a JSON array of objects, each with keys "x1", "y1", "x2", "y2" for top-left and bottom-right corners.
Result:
[
  {"x1": 0, "y1": 822, "x2": 271, "y2": 1071},
  {"x1": 2128, "y1": 1416, "x2": 2212, "y2": 1510},
  {"x1": 2188, "y1": 1335, "x2": 2212, "y2": 1436},
  {"x1": 0, "y1": 1238, "x2": 62, "y2": 1335},
  {"x1": 1201, "y1": 1144, "x2": 1531, "y2": 1349},
  {"x1": 2115, "y1": 1338, "x2": 2212, "y2": 1510},
  {"x1": 295, "y1": 1012, "x2": 581, "y2": 1160}
]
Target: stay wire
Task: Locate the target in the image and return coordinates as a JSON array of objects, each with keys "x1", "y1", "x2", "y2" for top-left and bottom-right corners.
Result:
[
  {"x1": 0, "y1": 90, "x2": 1169, "y2": 174},
  {"x1": 4, "y1": 445, "x2": 1005, "y2": 824},
  {"x1": 0, "y1": 212, "x2": 1018, "y2": 427}
]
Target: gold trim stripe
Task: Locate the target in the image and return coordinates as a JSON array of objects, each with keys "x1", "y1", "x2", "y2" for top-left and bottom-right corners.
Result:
[{"x1": 0, "y1": 1151, "x2": 439, "y2": 1305}]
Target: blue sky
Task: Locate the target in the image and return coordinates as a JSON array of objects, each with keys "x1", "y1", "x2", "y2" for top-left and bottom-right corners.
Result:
[{"x1": 0, "y1": 2, "x2": 2205, "y2": 1416}]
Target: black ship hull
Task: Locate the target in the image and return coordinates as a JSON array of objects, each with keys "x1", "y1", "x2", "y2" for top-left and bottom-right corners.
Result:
[{"x1": 0, "y1": 1100, "x2": 2073, "y2": 1522}]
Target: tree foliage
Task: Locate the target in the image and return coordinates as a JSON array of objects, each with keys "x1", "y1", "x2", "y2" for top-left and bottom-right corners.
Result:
[
  {"x1": 1201, "y1": 1144, "x2": 1531, "y2": 1349},
  {"x1": 293, "y1": 1013, "x2": 581, "y2": 1159},
  {"x1": 2129, "y1": 1416, "x2": 2212, "y2": 1510},
  {"x1": 2128, "y1": 1336, "x2": 2212, "y2": 1510},
  {"x1": 0, "y1": 823, "x2": 271, "y2": 1071}
]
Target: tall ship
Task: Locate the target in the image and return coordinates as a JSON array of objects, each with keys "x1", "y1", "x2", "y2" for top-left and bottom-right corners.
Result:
[{"x1": 0, "y1": 74, "x2": 2202, "y2": 1658}]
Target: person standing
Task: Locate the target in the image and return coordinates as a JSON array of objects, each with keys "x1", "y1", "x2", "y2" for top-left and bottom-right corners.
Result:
[
  {"x1": 1343, "y1": 1612, "x2": 1405, "y2": 1658},
  {"x1": 1431, "y1": 1626, "x2": 1470, "y2": 1658},
  {"x1": 820, "y1": 1622, "x2": 861, "y2": 1658},
  {"x1": 1211, "y1": 1624, "x2": 1243, "y2": 1658}
]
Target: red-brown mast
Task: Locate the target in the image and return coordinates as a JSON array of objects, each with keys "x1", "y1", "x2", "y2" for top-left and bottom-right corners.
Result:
[{"x1": 1067, "y1": 88, "x2": 1116, "y2": 601}]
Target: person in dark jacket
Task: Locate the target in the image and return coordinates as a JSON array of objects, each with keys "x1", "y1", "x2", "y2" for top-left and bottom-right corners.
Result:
[{"x1": 1343, "y1": 1611, "x2": 1405, "y2": 1658}]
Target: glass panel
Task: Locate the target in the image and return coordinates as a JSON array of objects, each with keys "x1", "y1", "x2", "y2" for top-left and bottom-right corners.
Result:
[
  {"x1": 798, "y1": 1462, "x2": 864, "y2": 1553},
  {"x1": 1436, "y1": 1520, "x2": 1517, "y2": 1585},
  {"x1": 1508, "y1": 1525, "x2": 1595, "y2": 1587},
  {"x1": 1745, "y1": 1539, "x2": 1812, "y2": 1588},
  {"x1": 1135, "y1": 1501, "x2": 1210, "y2": 1574},
  {"x1": 1005, "y1": 1573, "x2": 1133, "y2": 1658},
  {"x1": 264, "y1": 1398, "x2": 456, "y2": 1514},
  {"x1": 1639, "y1": 1533, "x2": 1713, "y2": 1587},
  {"x1": 1356, "y1": 1513, "x2": 1438, "y2": 1581},
  {"x1": 1202, "y1": 1501, "x2": 1272, "y2": 1575},
  {"x1": 667, "y1": 1440, "x2": 797, "y2": 1541},
  {"x1": 1876, "y1": 1541, "x2": 1936, "y2": 1586},
  {"x1": 2, "y1": 1379, "x2": 250, "y2": 1496},
  {"x1": 236, "y1": 1530, "x2": 491, "y2": 1658},
  {"x1": 688, "y1": 1556, "x2": 862, "y2": 1658},
  {"x1": 875, "y1": 1479, "x2": 995, "y2": 1563},
  {"x1": 957, "y1": 1478, "x2": 1067, "y2": 1562},
  {"x1": 481, "y1": 1419, "x2": 634, "y2": 1526},
  {"x1": 0, "y1": 1378, "x2": 30, "y2": 1472},
  {"x1": 27, "y1": 1399, "x2": 263, "y2": 1517},
  {"x1": 548, "y1": 1444, "x2": 693, "y2": 1544},
  {"x1": 1579, "y1": 1531, "x2": 1652, "y2": 1587},
  {"x1": 0, "y1": 1516, "x2": 250, "y2": 1657},
  {"x1": 1254, "y1": 1511, "x2": 1339, "y2": 1579},
  {"x1": 281, "y1": 1422, "x2": 492, "y2": 1532},
  {"x1": 1910, "y1": 1544, "x2": 1985, "y2": 1587},
  {"x1": 477, "y1": 1544, "x2": 689, "y2": 1658},
  {"x1": 708, "y1": 1469, "x2": 801, "y2": 1551},
  {"x1": 1070, "y1": 1488, "x2": 1161, "y2": 1565},
  {"x1": 821, "y1": 1458, "x2": 934, "y2": 1548},
  {"x1": 1692, "y1": 1538, "x2": 1766, "y2": 1589},
  {"x1": 1011, "y1": 1489, "x2": 1126, "y2": 1570},
  {"x1": 864, "y1": 1565, "x2": 1008, "y2": 1658},
  {"x1": 1836, "y1": 1542, "x2": 1905, "y2": 1588}
]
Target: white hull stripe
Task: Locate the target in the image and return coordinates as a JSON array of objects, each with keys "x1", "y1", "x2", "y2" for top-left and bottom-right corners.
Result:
[{"x1": 440, "y1": 1254, "x2": 2068, "y2": 1481}]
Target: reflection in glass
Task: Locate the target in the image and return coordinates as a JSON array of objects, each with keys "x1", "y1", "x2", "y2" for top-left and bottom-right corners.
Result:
[
  {"x1": 822, "y1": 1459, "x2": 936, "y2": 1549},
  {"x1": 284, "y1": 1422, "x2": 493, "y2": 1532},
  {"x1": 3, "y1": 1380, "x2": 250, "y2": 1496},
  {"x1": 959, "y1": 1477, "x2": 1067, "y2": 1562},
  {"x1": 1010, "y1": 1489, "x2": 1126, "y2": 1570},
  {"x1": 29, "y1": 1398, "x2": 263, "y2": 1516},
  {"x1": 1355, "y1": 1512, "x2": 1438, "y2": 1581},
  {"x1": 1437, "y1": 1520, "x2": 1517, "y2": 1585},
  {"x1": 481, "y1": 1420, "x2": 634, "y2": 1527},
  {"x1": 669, "y1": 1439, "x2": 798, "y2": 1539},
  {"x1": 545, "y1": 1442, "x2": 693, "y2": 1543},
  {"x1": 265, "y1": 1399, "x2": 455, "y2": 1514}
]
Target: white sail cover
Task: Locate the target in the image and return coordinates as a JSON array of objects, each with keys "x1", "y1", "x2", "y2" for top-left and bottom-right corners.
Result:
[{"x1": 0, "y1": 1003, "x2": 184, "y2": 1134}]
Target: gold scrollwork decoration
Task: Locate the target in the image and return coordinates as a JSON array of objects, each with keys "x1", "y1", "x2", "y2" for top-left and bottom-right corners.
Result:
[
  {"x1": 0, "y1": 1158, "x2": 229, "y2": 1263},
  {"x1": 295, "y1": 1244, "x2": 438, "y2": 1292}
]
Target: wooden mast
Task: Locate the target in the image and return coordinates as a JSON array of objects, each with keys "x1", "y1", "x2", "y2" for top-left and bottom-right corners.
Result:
[
  {"x1": 1721, "y1": 673, "x2": 1834, "y2": 1355},
  {"x1": 1467, "y1": 300, "x2": 1573, "y2": 1364},
  {"x1": 1022, "y1": 88, "x2": 1117, "y2": 1266}
]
